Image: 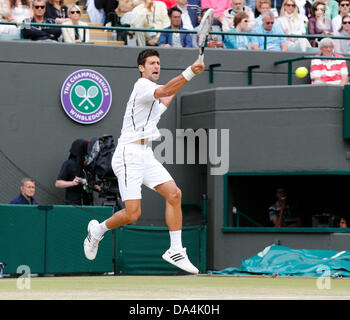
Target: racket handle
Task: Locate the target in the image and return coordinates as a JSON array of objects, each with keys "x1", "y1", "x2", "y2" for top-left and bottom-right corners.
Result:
[{"x1": 198, "y1": 54, "x2": 204, "y2": 64}]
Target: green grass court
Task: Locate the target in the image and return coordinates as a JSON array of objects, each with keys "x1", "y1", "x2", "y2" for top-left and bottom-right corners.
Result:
[{"x1": 1, "y1": 275, "x2": 349, "y2": 300}]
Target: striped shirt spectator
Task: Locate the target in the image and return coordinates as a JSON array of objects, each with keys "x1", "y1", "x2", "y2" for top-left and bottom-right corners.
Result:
[{"x1": 310, "y1": 37, "x2": 349, "y2": 85}]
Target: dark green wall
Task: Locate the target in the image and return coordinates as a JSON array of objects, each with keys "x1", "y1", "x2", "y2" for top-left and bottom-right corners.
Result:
[{"x1": 0, "y1": 204, "x2": 205, "y2": 274}]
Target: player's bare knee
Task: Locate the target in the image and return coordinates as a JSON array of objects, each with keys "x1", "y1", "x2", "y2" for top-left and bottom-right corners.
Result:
[
  {"x1": 125, "y1": 207, "x2": 141, "y2": 224},
  {"x1": 167, "y1": 187, "x2": 182, "y2": 206}
]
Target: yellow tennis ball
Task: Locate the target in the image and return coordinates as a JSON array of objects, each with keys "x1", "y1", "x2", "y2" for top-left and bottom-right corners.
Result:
[{"x1": 295, "y1": 67, "x2": 308, "y2": 78}]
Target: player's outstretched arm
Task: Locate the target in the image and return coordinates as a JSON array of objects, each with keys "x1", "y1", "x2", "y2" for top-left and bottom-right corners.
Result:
[{"x1": 154, "y1": 61, "x2": 204, "y2": 105}]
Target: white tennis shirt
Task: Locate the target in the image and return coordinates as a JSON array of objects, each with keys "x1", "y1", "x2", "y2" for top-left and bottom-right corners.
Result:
[{"x1": 118, "y1": 77, "x2": 167, "y2": 145}]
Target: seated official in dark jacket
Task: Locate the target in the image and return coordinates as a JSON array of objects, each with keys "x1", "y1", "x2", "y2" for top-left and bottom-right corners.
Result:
[
  {"x1": 22, "y1": 0, "x2": 61, "y2": 41},
  {"x1": 10, "y1": 177, "x2": 38, "y2": 205},
  {"x1": 159, "y1": 7, "x2": 193, "y2": 48}
]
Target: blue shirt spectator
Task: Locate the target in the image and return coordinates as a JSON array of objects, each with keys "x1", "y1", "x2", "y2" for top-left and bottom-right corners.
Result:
[
  {"x1": 224, "y1": 12, "x2": 252, "y2": 49},
  {"x1": 159, "y1": 26, "x2": 193, "y2": 47},
  {"x1": 225, "y1": 27, "x2": 253, "y2": 48},
  {"x1": 250, "y1": 10, "x2": 287, "y2": 51},
  {"x1": 159, "y1": 7, "x2": 193, "y2": 47},
  {"x1": 10, "y1": 178, "x2": 38, "y2": 205}
]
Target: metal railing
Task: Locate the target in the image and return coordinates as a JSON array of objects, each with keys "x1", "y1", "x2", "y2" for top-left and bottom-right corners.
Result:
[{"x1": 2, "y1": 20, "x2": 350, "y2": 48}]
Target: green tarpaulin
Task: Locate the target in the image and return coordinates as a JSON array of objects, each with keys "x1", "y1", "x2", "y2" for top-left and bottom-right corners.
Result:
[{"x1": 210, "y1": 245, "x2": 350, "y2": 277}]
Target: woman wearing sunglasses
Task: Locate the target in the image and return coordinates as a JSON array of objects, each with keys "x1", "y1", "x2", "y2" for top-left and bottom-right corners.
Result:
[
  {"x1": 277, "y1": 0, "x2": 310, "y2": 51},
  {"x1": 61, "y1": 4, "x2": 90, "y2": 43},
  {"x1": 308, "y1": 0, "x2": 333, "y2": 47}
]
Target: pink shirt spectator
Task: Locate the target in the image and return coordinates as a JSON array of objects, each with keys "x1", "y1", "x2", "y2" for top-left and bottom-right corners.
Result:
[
  {"x1": 310, "y1": 53, "x2": 348, "y2": 85},
  {"x1": 201, "y1": 0, "x2": 232, "y2": 17}
]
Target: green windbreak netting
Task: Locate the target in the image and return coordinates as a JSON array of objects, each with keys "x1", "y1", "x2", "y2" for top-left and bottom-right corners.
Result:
[{"x1": 210, "y1": 245, "x2": 350, "y2": 277}]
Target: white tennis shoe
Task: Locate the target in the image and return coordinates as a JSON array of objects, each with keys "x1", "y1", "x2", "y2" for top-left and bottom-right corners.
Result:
[
  {"x1": 84, "y1": 220, "x2": 103, "y2": 260},
  {"x1": 162, "y1": 248, "x2": 199, "y2": 274}
]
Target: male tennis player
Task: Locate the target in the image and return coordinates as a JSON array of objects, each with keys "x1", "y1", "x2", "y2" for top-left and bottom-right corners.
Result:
[{"x1": 84, "y1": 49, "x2": 204, "y2": 274}]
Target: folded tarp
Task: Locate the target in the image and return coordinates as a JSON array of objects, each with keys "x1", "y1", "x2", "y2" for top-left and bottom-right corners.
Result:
[{"x1": 210, "y1": 245, "x2": 350, "y2": 277}]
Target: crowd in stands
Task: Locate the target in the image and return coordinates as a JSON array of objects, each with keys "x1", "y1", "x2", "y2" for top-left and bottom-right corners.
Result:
[{"x1": 1, "y1": 0, "x2": 350, "y2": 54}]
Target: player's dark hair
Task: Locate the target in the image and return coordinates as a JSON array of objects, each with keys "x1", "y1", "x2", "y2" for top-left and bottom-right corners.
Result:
[
  {"x1": 137, "y1": 49, "x2": 160, "y2": 77},
  {"x1": 137, "y1": 49, "x2": 160, "y2": 67}
]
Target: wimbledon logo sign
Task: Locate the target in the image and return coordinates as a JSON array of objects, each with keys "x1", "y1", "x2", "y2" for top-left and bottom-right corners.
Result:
[{"x1": 60, "y1": 69, "x2": 112, "y2": 124}]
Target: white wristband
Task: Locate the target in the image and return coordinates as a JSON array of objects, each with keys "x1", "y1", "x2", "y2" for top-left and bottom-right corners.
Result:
[{"x1": 182, "y1": 66, "x2": 196, "y2": 81}]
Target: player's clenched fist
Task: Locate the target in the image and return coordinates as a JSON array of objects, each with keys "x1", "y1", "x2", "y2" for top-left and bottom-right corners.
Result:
[{"x1": 191, "y1": 61, "x2": 205, "y2": 75}]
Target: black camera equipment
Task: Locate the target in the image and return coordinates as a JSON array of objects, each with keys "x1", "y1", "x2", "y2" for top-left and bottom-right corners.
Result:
[{"x1": 83, "y1": 135, "x2": 122, "y2": 210}]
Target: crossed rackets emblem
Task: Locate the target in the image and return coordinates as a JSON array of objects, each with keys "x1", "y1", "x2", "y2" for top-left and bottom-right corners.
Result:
[{"x1": 74, "y1": 85, "x2": 99, "y2": 109}]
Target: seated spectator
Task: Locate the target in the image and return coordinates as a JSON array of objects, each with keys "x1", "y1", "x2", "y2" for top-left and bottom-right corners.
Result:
[
  {"x1": 323, "y1": 0, "x2": 338, "y2": 21},
  {"x1": 0, "y1": 0, "x2": 20, "y2": 36},
  {"x1": 331, "y1": 0, "x2": 350, "y2": 34},
  {"x1": 44, "y1": 0, "x2": 69, "y2": 24},
  {"x1": 334, "y1": 15, "x2": 350, "y2": 55},
  {"x1": 251, "y1": 10, "x2": 287, "y2": 51},
  {"x1": 159, "y1": 7, "x2": 192, "y2": 47},
  {"x1": 277, "y1": 0, "x2": 311, "y2": 51},
  {"x1": 308, "y1": 1, "x2": 333, "y2": 47},
  {"x1": 6, "y1": 0, "x2": 32, "y2": 22},
  {"x1": 310, "y1": 37, "x2": 349, "y2": 85},
  {"x1": 255, "y1": 0, "x2": 277, "y2": 26},
  {"x1": 338, "y1": 216, "x2": 349, "y2": 228},
  {"x1": 174, "y1": 0, "x2": 199, "y2": 30},
  {"x1": 268, "y1": 187, "x2": 302, "y2": 227},
  {"x1": 201, "y1": 0, "x2": 231, "y2": 20},
  {"x1": 222, "y1": 0, "x2": 255, "y2": 32},
  {"x1": 61, "y1": 4, "x2": 90, "y2": 43},
  {"x1": 22, "y1": 0, "x2": 61, "y2": 41},
  {"x1": 256, "y1": 0, "x2": 283, "y2": 17},
  {"x1": 10, "y1": 177, "x2": 38, "y2": 205},
  {"x1": 133, "y1": 0, "x2": 170, "y2": 46},
  {"x1": 224, "y1": 11, "x2": 253, "y2": 48},
  {"x1": 193, "y1": 7, "x2": 224, "y2": 48}
]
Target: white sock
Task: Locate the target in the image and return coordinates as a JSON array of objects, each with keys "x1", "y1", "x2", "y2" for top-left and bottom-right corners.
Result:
[
  {"x1": 92, "y1": 220, "x2": 109, "y2": 239},
  {"x1": 169, "y1": 230, "x2": 183, "y2": 252}
]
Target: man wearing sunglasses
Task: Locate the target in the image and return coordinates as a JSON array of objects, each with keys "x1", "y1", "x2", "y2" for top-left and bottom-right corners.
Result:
[
  {"x1": 251, "y1": 10, "x2": 288, "y2": 51},
  {"x1": 22, "y1": 0, "x2": 61, "y2": 41},
  {"x1": 332, "y1": 0, "x2": 350, "y2": 32}
]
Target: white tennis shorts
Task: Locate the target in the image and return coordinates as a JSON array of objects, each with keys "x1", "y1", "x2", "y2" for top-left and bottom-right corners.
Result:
[{"x1": 111, "y1": 143, "x2": 173, "y2": 201}]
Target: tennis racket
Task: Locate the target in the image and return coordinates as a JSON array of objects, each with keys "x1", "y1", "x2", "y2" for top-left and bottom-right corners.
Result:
[{"x1": 196, "y1": 8, "x2": 214, "y2": 63}]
